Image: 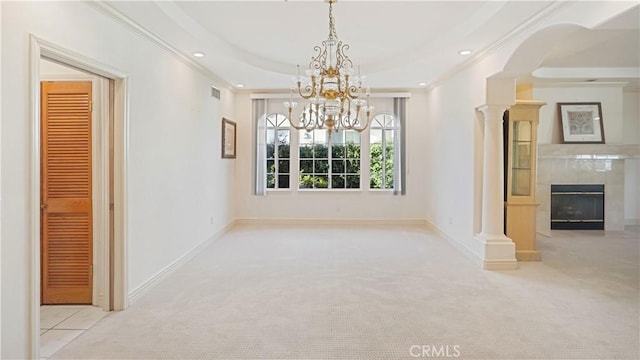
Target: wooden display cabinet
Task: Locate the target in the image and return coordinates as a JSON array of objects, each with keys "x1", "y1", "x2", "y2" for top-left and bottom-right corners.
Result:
[{"x1": 505, "y1": 100, "x2": 545, "y2": 261}]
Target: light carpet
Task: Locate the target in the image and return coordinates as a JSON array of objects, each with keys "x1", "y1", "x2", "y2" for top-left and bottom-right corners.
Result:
[{"x1": 52, "y1": 225, "x2": 639, "y2": 359}]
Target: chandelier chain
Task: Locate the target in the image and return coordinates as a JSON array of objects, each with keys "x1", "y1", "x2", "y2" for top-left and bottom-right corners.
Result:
[{"x1": 328, "y1": 1, "x2": 336, "y2": 40}]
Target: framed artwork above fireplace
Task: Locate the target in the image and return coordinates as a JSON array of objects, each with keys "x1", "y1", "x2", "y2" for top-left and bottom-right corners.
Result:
[{"x1": 558, "y1": 102, "x2": 605, "y2": 144}]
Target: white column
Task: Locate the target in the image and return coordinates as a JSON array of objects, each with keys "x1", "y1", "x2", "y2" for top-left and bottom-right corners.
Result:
[{"x1": 475, "y1": 104, "x2": 517, "y2": 270}]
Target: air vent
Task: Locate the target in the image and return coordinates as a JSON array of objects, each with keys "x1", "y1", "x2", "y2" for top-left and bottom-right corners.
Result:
[{"x1": 211, "y1": 86, "x2": 221, "y2": 99}]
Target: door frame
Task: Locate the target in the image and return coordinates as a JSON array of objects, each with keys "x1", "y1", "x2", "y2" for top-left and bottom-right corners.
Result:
[
  {"x1": 40, "y1": 73, "x2": 106, "y2": 308},
  {"x1": 29, "y1": 35, "x2": 129, "y2": 358}
]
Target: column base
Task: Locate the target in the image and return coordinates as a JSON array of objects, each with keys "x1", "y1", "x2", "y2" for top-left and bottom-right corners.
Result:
[{"x1": 474, "y1": 233, "x2": 518, "y2": 270}]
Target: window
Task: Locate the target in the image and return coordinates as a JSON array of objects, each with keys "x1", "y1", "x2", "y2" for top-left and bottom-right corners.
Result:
[
  {"x1": 299, "y1": 128, "x2": 361, "y2": 189},
  {"x1": 266, "y1": 113, "x2": 290, "y2": 189},
  {"x1": 370, "y1": 114, "x2": 396, "y2": 189},
  {"x1": 254, "y1": 97, "x2": 405, "y2": 195},
  {"x1": 330, "y1": 130, "x2": 361, "y2": 189}
]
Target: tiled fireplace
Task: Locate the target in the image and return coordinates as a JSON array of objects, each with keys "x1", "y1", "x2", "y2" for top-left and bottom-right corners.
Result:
[{"x1": 537, "y1": 144, "x2": 639, "y2": 235}]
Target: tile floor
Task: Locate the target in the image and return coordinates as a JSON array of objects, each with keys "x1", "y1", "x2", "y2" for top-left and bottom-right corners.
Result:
[{"x1": 40, "y1": 305, "x2": 110, "y2": 359}]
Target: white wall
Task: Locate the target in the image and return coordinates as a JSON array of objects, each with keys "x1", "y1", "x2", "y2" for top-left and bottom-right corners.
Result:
[
  {"x1": 623, "y1": 91, "x2": 639, "y2": 145},
  {"x1": 234, "y1": 93, "x2": 429, "y2": 222},
  {"x1": 40, "y1": 58, "x2": 87, "y2": 76},
  {"x1": 623, "y1": 91, "x2": 640, "y2": 223},
  {"x1": 423, "y1": 61, "x2": 495, "y2": 261},
  {"x1": 1, "y1": 2, "x2": 235, "y2": 358},
  {"x1": 533, "y1": 84, "x2": 626, "y2": 144},
  {"x1": 0, "y1": 1, "x2": 3, "y2": 355}
]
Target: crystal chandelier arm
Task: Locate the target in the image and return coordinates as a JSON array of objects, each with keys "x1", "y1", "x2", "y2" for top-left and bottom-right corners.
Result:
[
  {"x1": 337, "y1": 104, "x2": 346, "y2": 131},
  {"x1": 290, "y1": 104, "x2": 326, "y2": 132},
  {"x1": 339, "y1": 73, "x2": 346, "y2": 93},
  {"x1": 317, "y1": 104, "x2": 326, "y2": 128},
  {"x1": 287, "y1": 107, "x2": 306, "y2": 130},
  {"x1": 339, "y1": 97, "x2": 350, "y2": 128},
  {"x1": 296, "y1": 76, "x2": 316, "y2": 100},
  {"x1": 345, "y1": 79, "x2": 360, "y2": 100},
  {"x1": 351, "y1": 105, "x2": 373, "y2": 133}
]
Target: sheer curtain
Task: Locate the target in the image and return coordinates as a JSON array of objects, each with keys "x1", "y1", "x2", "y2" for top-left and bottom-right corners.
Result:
[
  {"x1": 252, "y1": 99, "x2": 267, "y2": 196},
  {"x1": 393, "y1": 97, "x2": 407, "y2": 195}
]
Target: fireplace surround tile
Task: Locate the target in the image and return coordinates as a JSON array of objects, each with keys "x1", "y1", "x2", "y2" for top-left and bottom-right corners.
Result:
[
  {"x1": 537, "y1": 144, "x2": 639, "y2": 235},
  {"x1": 577, "y1": 163, "x2": 605, "y2": 184}
]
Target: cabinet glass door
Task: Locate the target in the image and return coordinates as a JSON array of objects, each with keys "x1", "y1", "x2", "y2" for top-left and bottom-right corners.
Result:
[{"x1": 511, "y1": 120, "x2": 531, "y2": 196}]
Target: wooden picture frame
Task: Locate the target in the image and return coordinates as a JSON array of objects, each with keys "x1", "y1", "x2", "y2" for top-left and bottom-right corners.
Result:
[
  {"x1": 558, "y1": 102, "x2": 605, "y2": 144},
  {"x1": 221, "y1": 118, "x2": 236, "y2": 159}
]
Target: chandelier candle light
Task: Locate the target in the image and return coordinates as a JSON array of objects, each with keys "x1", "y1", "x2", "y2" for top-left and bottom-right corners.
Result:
[{"x1": 284, "y1": 0, "x2": 374, "y2": 139}]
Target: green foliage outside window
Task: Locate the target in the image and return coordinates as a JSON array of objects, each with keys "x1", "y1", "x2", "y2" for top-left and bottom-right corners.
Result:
[
  {"x1": 370, "y1": 142, "x2": 394, "y2": 189},
  {"x1": 267, "y1": 144, "x2": 291, "y2": 188},
  {"x1": 299, "y1": 133, "x2": 361, "y2": 189}
]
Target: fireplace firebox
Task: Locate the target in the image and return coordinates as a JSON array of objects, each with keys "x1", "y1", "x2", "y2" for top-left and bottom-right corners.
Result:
[{"x1": 551, "y1": 184, "x2": 604, "y2": 230}]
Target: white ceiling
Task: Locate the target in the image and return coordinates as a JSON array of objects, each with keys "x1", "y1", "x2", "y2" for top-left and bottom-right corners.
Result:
[{"x1": 104, "y1": 1, "x2": 640, "y2": 91}]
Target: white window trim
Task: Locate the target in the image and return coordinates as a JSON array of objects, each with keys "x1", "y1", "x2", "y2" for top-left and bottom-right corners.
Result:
[{"x1": 253, "y1": 97, "x2": 406, "y2": 195}]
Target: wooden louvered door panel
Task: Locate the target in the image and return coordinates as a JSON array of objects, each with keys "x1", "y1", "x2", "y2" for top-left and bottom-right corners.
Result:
[{"x1": 41, "y1": 81, "x2": 93, "y2": 304}]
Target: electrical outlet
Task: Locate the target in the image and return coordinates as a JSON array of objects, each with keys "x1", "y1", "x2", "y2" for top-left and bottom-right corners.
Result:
[{"x1": 210, "y1": 216, "x2": 215, "y2": 224}]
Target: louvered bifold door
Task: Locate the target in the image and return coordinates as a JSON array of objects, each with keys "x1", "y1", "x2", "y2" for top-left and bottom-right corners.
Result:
[{"x1": 41, "y1": 81, "x2": 93, "y2": 304}]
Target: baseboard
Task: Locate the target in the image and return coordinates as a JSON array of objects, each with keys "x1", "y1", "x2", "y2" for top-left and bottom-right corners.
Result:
[
  {"x1": 424, "y1": 220, "x2": 485, "y2": 268},
  {"x1": 483, "y1": 260, "x2": 519, "y2": 270},
  {"x1": 235, "y1": 218, "x2": 429, "y2": 226},
  {"x1": 536, "y1": 230, "x2": 552, "y2": 238},
  {"x1": 128, "y1": 220, "x2": 235, "y2": 305},
  {"x1": 516, "y1": 250, "x2": 542, "y2": 262}
]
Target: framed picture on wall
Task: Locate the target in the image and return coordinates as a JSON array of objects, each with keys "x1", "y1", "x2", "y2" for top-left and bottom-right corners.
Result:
[
  {"x1": 221, "y1": 118, "x2": 236, "y2": 159},
  {"x1": 558, "y1": 102, "x2": 605, "y2": 144}
]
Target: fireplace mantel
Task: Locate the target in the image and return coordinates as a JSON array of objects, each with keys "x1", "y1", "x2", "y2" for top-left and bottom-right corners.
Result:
[
  {"x1": 538, "y1": 144, "x2": 639, "y2": 159},
  {"x1": 536, "y1": 144, "x2": 639, "y2": 236}
]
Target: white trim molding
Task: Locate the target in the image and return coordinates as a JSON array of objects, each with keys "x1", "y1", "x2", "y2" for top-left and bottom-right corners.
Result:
[
  {"x1": 29, "y1": 34, "x2": 130, "y2": 359},
  {"x1": 426, "y1": 221, "x2": 519, "y2": 271},
  {"x1": 425, "y1": 221, "x2": 485, "y2": 268},
  {"x1": 250, "y1": 92, "x2": 412, "y2": 100},
  {"x1": 128, "y1": 220, "x2": 236, "y2": 305},
  {"x1": 86, "y1": 1, "x2": 232, "y2": 92},
  {"x1": 235, "y1": 218, "x2": 428, "y2": 227},
  {"x1": 29, "y1": 35, "x2": 41, "y2": 360},
  {"x1": 39, "y1": 69, "x2": 111, "y2": 310}
]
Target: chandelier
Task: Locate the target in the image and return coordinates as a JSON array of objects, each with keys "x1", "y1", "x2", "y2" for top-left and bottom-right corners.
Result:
[{"x1": 284, "y1": 0, "x2": 373, "y2": 139}]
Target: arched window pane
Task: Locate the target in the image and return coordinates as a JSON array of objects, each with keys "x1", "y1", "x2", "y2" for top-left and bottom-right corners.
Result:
[
  {"x1": 265, "y1": 113, "x2": 290, "y2": 189},
  {"x1": 370, "y1": 113, "x2": 396, "y2": 189}
]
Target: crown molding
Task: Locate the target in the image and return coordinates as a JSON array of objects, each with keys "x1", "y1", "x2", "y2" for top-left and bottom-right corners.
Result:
[
  {"x1": 425, "y1": 2, "x2": 570, "y2": 93},
  {"x1": 249, "y1": 92, "x2": 412, "y2": 99},
  {"x1": 532, "y1": 81, "x2": 629, "y2": 88},
  {"x1": 85, "y1": 1, "x2": 234, "y2": 92}
]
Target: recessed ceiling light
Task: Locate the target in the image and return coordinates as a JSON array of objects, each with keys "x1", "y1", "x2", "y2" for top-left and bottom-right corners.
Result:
[
  {"x1": 236, "y1": 84, "x2": 245, "y2": 88},
  {"x1": 418, "y1": 82, "x2": 427, "y2": 87},
  {"x1": 458, "y1": 49, "x2": 472, "y2": 56},
  {"x1": 193, "y1": 52, "x2": 205, "y2": 58}
]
